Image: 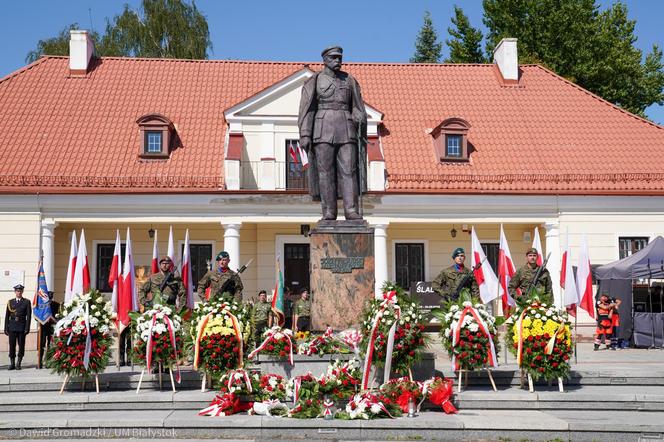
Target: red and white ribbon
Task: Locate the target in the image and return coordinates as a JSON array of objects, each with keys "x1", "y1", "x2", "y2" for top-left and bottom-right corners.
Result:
[
  {"x1": 145, "y1": 315, "x2": 158, "y2": 372},
  {"x1": 226, "y1": 369, "x2": 253, "y2": 394},
  {"x1": 323, "y1": 398, "x2": 334, "y2": 417},
  {"x1": 361, "y1": 290, "x2": 401, "y2": 390},
  {"x1": 451, "y1": 306, "x2": 498, "y2": 371},
  {"x1": 302, "y1": 326, "x2": 334, "y2": 355},
  {"x1": 164, "y1": 315, "x2": 181, "y2": 383},
  {"x1": 248, "y1": 328, "x2": 294, "y2": 366},
  {"x1": 515, "y1": 303, "x2": 538, "y2": 367}
]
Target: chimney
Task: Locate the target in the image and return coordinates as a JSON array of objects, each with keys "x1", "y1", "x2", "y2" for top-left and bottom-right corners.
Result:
[
  {"x1": 69, "y1": 30, "x2": 95, "y2": 76},
  {"x1": 493, "y1": 38, "x2": 519, "y2": 84}
]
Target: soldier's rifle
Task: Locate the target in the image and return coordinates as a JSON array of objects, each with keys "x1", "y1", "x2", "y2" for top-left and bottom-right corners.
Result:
[
  {"x1": 453, "y1": 256, "x2": 487, "y2": 300},
  {"x1": 524, "y1": 252, "x2": 552, "y2": 297},
  {"x1": 218, "y1": 258, "x2": 254, "y2": 296}
]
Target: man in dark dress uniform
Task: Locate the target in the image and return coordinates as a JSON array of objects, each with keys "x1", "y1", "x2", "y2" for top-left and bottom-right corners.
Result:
[
  {"x1": 38, "y1": 291, "x2": 60, "y2": 369},
  {"x1": 4, "y1": 284, "x2": 31, "y2": 370}
]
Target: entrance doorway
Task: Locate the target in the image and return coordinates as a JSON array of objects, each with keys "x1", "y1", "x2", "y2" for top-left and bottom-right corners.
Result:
[{"x1": 283, "y1": 243, "x2": 310, "y2": 329}]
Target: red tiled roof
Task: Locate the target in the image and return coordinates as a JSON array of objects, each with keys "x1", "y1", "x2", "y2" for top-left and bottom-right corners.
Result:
[{"x1": 1, "y1": 56, "x2": 663, "y2": 194}]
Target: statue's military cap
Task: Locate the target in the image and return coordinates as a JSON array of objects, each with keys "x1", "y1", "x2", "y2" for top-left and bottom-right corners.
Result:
[{"x1": 321, "y1": 46, "x2": 343, "y2": 58}]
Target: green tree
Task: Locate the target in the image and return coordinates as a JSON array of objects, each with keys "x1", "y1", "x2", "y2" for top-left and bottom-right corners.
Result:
[
  {"x1": 446, "y1": 6, "x2": 485, "y2": 63},
  {"x1": 411, "y1": 11, "x2": 443, "y2": 63},
  {"x1": 482, "y1": 0, "x2": 664, "y2": 116},
  {"x1": 26, "y1": 0, "x2": 211, "y2": 62}
]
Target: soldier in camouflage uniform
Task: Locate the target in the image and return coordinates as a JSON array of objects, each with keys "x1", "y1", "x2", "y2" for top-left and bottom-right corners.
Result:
[
  {"x1": 432, "y1": 248, "x2": 480, "y2": 302},
  {"x1": 138, "y1": 257, "x2": 186, "y2": 309},
  {"x1": 252, "y1": 290, "x2": 272, "y2": 339},
  {"x1": 508, "y1": 248, "x2": 553, "y2": 304},
  {"x1": 197, "y1": 251, "x2": 244, "y2": 303},
  {"x1": 293, "y1": 289, "x2": 311, "y2": 332}
]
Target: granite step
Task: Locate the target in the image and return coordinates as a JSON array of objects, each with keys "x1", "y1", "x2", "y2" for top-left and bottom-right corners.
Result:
[{"x1": 0, "y1": 408, "x2": 662, "y2": 441}]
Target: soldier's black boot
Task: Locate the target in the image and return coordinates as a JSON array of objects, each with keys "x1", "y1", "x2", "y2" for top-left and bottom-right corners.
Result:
[
  {"x1": 8, "y1": 358, "x2": 15, "y2": 370},
  {"x1": 16, "y1": 358, "x2": 22, "y2": 370},
  {"x1": 119, "y1": 354, "x2": 126, "y2": 367}
]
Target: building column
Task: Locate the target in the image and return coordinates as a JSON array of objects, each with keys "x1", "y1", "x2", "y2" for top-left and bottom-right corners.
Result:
[
  {"x1": 544, "y1": 220, "x2": 562, "y2": 308},
  {"x1": 371, "y1": 222, "x2": 389, "y2": 298},
  {"x1": 222, "y1": 222, "x2": 242, "y2": 271},
  {"x1": 41, "y1": 219, "x2": 59, "y2": 290}
]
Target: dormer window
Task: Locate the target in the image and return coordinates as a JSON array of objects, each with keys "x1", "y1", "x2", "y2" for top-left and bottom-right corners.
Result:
[
  {"x1": 431, "y1": 117, "x2": 471, "y2": 162},
  {"x1": 136, "y1": 113, "x2": 174, "y2": 159}
]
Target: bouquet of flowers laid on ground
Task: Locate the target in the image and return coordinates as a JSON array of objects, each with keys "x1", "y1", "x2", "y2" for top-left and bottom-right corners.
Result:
[
  {"x1": 131, "y1": 304, "x2": 183, "y2": 374},
  {"x1": 339, "y1": 329, "x2": 363, "y2": 355},
  {"x1": 46, "y1": 289, "x2": 113, "y2": 378},
  {"x1": 506, "y1": 300, "x2": 573, "y2": 381},
  {"x1": 421, "y1": 376, "x2": 457, "y2": 414},
  {"x1": 359, "y1": 282, "x2": 427, "y2": 389},
  {"x1": 253, "y1": 373, "x2": 288, "y2": 401},
  {"x1": 248, "y1": 326, "x2": 294, "y2": 365},
  {"x1": 297, "y1": 327, "x2": 351, "y2": 356},
  {"x1": 335, "y1": 392, "x2": 401, "y2": 420},
  {"x1": 285, "y1": 372, "x2": 324, "y2": 418},
  {"x1": 190, "y1": 300, "x2": 253, "y2": 381},
  {"x1": 379, "y1": 377, "x2": 423, "y2": 413},
  {"x1": 318, "y1": 358, "x2": 362, "y2": 400},
  {"x1": 433, "y1": 291, "x2": 500, "y2": 372},
  {"x1": 199, "y1": 368, "x2": 257, "y2": 417}
]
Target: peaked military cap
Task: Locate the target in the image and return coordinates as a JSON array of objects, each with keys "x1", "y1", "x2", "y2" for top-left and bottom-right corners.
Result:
[
  {"x1": 452, "y1": 247, "x2": 465, "y2": 258},
  {"x1": 13, "y1": 284, "x2": 24, "y2": 290},
  {"x1": 216, "y1": 251, "x2": 230, "y2": 261},
  {"x1": 526, "y1": 247, "x2": 539, "y2": 255},
  {"x1": 321, "y1": 46, "x2": 343, "y2": 58}
]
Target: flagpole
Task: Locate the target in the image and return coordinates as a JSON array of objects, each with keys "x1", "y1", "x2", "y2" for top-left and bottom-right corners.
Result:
[{"x1": 574, "y1": 313, "x2": 578, "y2": 365}]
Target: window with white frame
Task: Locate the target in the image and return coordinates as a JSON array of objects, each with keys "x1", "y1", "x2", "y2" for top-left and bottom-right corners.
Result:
[{"x1": 446, "y1": 135, "x2": 462, "y2": 157}]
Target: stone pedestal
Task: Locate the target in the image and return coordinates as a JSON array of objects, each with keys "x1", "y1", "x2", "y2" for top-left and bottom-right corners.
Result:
[{"x1": 310, "y1": 220, "x2": 375, "y2": 330}]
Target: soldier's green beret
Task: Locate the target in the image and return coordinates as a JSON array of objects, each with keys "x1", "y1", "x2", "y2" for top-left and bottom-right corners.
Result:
[
  {"x1": 13, "y1": 284, "x2": 24, "y2": 290},
  {"x1": 215, "y1": 251, "x2": 230, "y2": 261},
  {"x1": 159, "y1": 256, "x2": 172, "y2": 264},
  {"x1": 452, "y1": 248, "x2": 465, "y2": 258},
  {"x1": 526, "y1": 247, "x2": 538, "y2": 255},
  {"x1": 321, "y1": 46, "x2": 343, "y2": 58}
]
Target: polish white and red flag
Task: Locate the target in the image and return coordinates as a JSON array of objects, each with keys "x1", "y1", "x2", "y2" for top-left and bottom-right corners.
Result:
[
  {"x1": 71, "y1": 229, "x2": 90, "y2": 297},
  {"x1": 297, "y1": 142, "x2": 309, "y2": 170},
  {"x1": 151, "y1": 229, "x2": 159, "y2": 274},
  {"x1": 118, "y1": 228, "x2": 138, "y2": 330},
  {"x1": 288, "y1": 141, "x2": 299, "y2": 164},
  {"x1": 561, "y1": 230, "x2": 579, "y2": 315},
  {"x1": 471, "y1": 227, "x2": 500, "y2": 304},
  {"x1": 181, "y1": 229, "x2": 195, "y2": 309},
  {"x1": 532, "y1": 227, "x2": 544, "y2": 266},
  {"x1": 109, "y1": 229, "x2": 123, "y2": 313},
  {"x1": 498, "y1": 224, "x2": 516, "y2": 316},
  {"x1": 576, "y1": 234, "x2": 595, "y2": 319},
  {"x1": 167, "y1": 226, "x2": 176, "y2": 272},
  {"x1": 64, "y1": 230, "x2": 78, "y2": 303}
]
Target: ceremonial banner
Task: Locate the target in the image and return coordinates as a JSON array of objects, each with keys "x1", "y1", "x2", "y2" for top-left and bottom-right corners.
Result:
[
  {"x1": 64, "y1": 231, "x2": 77, "y2": 303},
  {"x1": 32, "y1": 256, "x2": 53, "y2": 325}
]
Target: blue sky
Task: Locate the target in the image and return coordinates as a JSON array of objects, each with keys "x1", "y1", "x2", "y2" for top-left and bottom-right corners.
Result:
[{"x1": 2, "y1": 0, "x2": 663, "y2": 124}]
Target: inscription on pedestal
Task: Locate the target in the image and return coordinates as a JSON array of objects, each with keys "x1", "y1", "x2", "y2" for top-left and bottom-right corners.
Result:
[
  {"x1": 310, "y1": 222, "x2": 375, "y2": 330},
  {"x1": 320, "y1": 257, "x2": 365, "y2": 273}
]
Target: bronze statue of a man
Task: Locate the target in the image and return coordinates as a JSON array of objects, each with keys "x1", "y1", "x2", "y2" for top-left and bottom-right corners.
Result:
[{"x1": 298, "y1": 46, "x2": 367, "y2": 220}]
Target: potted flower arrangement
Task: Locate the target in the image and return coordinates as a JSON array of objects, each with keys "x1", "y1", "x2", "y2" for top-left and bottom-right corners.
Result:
[
  {"x1": 249, "y1": 326, "x2": 294, "y2": 365},
  {"x1": 434, "y1": 292, "x2": 500, "y2": 372},
  {"x1": 335, "y1": 392, "x2": 401, "y2": 420},
  {"x1": 46, "y1": 290, "x2": 113, "y2": 381},
  {"x1": 379, "y1": 377, "x2": 423, "y2": 413},
  {"x1": 297, "y1": 327, "x2": 351, "y2": 356},
  {"x1": 506, "y1": 301, "x2": 573, "y2": 382},
  {"x1": 318, "y1": 358, "x2": 362, "y2": 400},
  {"x1": 359, "y1": 282, "x2": 426, "y2": 388},
  {"x1": 190, "y1": 300, "x2": 253, "y2": 381},
  {"x1": 131, "y1": 304, "x2": 183, "y2": 374}
]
